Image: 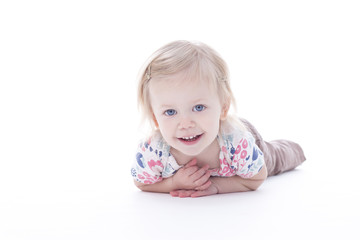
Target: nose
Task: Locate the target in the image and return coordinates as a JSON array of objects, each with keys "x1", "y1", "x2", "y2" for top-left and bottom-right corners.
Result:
[{"x1": 178, "y1": 115, "x2": 195, "y2": 129}]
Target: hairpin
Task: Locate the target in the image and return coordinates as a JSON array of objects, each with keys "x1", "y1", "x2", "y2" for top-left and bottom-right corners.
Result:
[
  {"x1": 219, "y1": 76, "x2": 227, "y2": 82},
  {"x1": 145, "y1": 66, "x2": 152, "y2": 81}
]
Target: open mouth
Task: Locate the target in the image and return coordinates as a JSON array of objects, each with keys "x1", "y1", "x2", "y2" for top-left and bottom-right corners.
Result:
[{"x1": 178, "y1": 134, "x2": 203, "y2": 143}]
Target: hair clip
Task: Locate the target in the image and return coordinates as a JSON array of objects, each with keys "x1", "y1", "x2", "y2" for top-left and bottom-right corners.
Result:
[
  {"x1": 219, "y1": 76, "x2": 227, "y2": 82},
  {"x1": 145, "y1": 66, "x2": 152, "y2": 81}
]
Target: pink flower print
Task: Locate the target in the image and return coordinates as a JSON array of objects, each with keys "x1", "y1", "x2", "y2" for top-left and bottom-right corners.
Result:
[
  {"x1": 149, "y1": 172, "x2": 162, "y2": 183},
  {"x1": 222, "y1": 146, "x2": 228, "y2": 154},
  {"x1": 220, "y1": 164, "x2": 236, "y2": 176},
  {"x1": 209, "y1": 168, "x2": 219, "y2": 174},
  {"x1": 226, "y1": 170, "x2": 235, "y2": 177},
  {"x1": 235, "y1": 145, "x2": 241, "y2": 154},
  {"x1": 239, "y1": 160, "x2": 246, "y2": 168},
  {"x1": 144, "y1": 180, "x2": 153, "y2": 184},
  {"x1": 148, "y1": 159, "x2": 163, "y2": 171},
  {"x1": 143, "y1": 171, "x2": 155, "y2": 181},
  {"x1": 138, "y1": 174, "x2": 145, "y2": 180},
  {"x1": 142, "y1": 171, "x2": 162, "y2": 184},
  {"x1": 242, "y1": 139, "x2": 248, "y2": 149},
  {"x1": 143, "y1": 171, "x2": 153, "y2": 179},
  {"x1": 152, "y1": 175, "x2": 162, "y2": 183},
  {"x1": 240, "y1": 150, "x2": 247, "y2": 159}
]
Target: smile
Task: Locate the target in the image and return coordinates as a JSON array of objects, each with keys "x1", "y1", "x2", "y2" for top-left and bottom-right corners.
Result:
[
  {"x1": 182, "y1": 135, "x2": 198, "y2": 140},
  {"x1": 178, "y1": 134, "x2": 203, "y2": 144}
]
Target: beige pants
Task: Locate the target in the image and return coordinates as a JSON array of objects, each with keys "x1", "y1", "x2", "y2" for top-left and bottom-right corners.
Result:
[{"x1": 240, "y1": 118, "x2": 306, "y2": 177}]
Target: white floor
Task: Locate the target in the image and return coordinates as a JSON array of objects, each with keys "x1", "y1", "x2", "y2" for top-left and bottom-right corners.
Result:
[{"x1": 2, "y1": 154, "x2": 359, "y2": 240}]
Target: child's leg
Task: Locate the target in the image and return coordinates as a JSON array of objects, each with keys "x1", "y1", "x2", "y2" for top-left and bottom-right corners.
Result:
[{"x1": 240, "y1": 118, "x2": 306, "y2": 177}]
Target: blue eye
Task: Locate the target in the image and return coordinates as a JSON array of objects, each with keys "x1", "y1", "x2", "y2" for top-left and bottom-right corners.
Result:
[
  {"x1": 193, "y1": 105, "x2": 206, "y2": 112},
  {"x1": 164, "y1": 109, "x2": 177, "y2": 116}
]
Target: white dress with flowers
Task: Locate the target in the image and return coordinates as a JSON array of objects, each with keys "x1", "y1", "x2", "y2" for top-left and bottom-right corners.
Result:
[{"x1": 131, "y1": 121, "x2": 265, "y2": 184}]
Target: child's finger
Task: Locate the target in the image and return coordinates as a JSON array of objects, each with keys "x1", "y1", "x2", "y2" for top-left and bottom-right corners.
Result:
[
  {"x1": 183, "y1": 166, "x2": 199, "y2": 176},
  {"x1": 178, "y1": 190, "x2": 195, "y2": 198},
  {"x1": 170, "y1": 191, "x2": 179, "y2": 197},
  {"x1": 183, "y1": 158, "x2": 197, "y2": 168},
  {"x1": 192, "y1": 169, "x2": 210, "y2": 186},
  {"x1": 194, "y1": 179, "x2": 212, "y2": 191},
  {"x1": 191, "y1": 186, "x2": 217, "y2": 198},
  {"x1": 190, "y1": 164, "x2": 209, "y2": 181},
  {"x1": 191, "y1": 189, "x2": 209, "y2": 198}
]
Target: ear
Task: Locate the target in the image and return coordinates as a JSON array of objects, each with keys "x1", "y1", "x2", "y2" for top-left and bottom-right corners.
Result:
[
  {"x1": 152, "y1": 113, "x2": 159, "y2": 128},
  {"x1": 220, "y1": 103, "x2": 229, "y2": 121}
]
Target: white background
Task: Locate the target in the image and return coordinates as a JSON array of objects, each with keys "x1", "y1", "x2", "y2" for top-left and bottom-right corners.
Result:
[{"x1": 1, "y1": 0, "x2": 359, "y2": 239}]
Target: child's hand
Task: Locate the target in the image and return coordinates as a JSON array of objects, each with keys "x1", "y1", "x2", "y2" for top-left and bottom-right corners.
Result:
[
  {"x1": 171, "y1": 158, "x2": 212, "y2": 191},
  {"x1": 170, "y1": 184, "x2": 218, "y2": 198}
]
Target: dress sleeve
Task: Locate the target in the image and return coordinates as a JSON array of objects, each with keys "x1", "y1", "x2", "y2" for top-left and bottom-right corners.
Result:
[
  {"x1": 233, "y1": 132, "x2": 265, "y2": 178},
  {"x1": 131, "y1": 138, "x2": 165, "y2": 184}
]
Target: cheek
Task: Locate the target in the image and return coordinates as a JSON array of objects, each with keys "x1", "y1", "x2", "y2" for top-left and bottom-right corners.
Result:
[
  {"x1": 200, "y1": 111, "x2": 221, "y2": 131},
  {"x1": 157, "y1": 118, "x2": 175, "y2": 136}
]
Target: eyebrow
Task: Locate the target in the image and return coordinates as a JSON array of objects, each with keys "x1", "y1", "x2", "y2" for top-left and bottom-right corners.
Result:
[
  {"x1": 159, "y1": 104, "x2": 173, "y2": 109},
  {"x1": 159, "y1": 99, "x2": 207, "y2": 109},
  {"x1": 192, "y1": 98, "x2": 206, "y2": 103}
]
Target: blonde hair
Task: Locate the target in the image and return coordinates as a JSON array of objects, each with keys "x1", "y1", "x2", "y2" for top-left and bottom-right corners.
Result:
[{"x1": 137, "y1": 40, "x2": 240, "y2": 130}]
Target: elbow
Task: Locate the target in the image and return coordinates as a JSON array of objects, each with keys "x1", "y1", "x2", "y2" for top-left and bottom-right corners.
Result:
[
  {"x1": 133, "y1": 180, "x2": 147, "y2": 191},
  {"x1": 248, "y1": 166, "x2": 268, "y2": 191},
  {"x1": 248, "y1": 178, "x2": 266, "y2": 191}
]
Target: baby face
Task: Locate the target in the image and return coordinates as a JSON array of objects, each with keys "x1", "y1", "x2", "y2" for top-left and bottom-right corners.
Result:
[{"x1": 149, "y1": 75, "x2": 225, "y2": 157}]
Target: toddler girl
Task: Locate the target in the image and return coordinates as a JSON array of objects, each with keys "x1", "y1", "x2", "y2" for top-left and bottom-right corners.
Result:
[{"x1": 131, "y1": 40, "x2": 306, "y2": 198}]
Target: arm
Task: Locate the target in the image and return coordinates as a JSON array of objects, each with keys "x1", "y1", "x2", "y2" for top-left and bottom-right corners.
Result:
[
  {"x1": 172, "y1": 164, "x2": 268, "y2": 198},
  {"x1": 134, "y1": 177, "x2": 175, "y2": 193},
  {"x1": 211, "y1": 164, "x2": 268, "y2": 193},
  {"x1": 134, "y1": 159, "x2": 212, "y2": 193}
]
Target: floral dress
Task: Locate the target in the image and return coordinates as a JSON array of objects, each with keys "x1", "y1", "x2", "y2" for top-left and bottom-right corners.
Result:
[{"x1": 131, "y1": 121, "x2": 265, "y2": 184}]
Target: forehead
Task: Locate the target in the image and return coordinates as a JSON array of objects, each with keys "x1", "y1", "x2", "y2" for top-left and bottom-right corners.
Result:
[{"x1": 148, "y1": 75, "x2": 219, "y2": 107}]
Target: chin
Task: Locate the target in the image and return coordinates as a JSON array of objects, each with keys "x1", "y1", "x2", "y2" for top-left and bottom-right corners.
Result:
[{"x1": 177, "y1": 146, "x2": 205, "y2": 157}]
